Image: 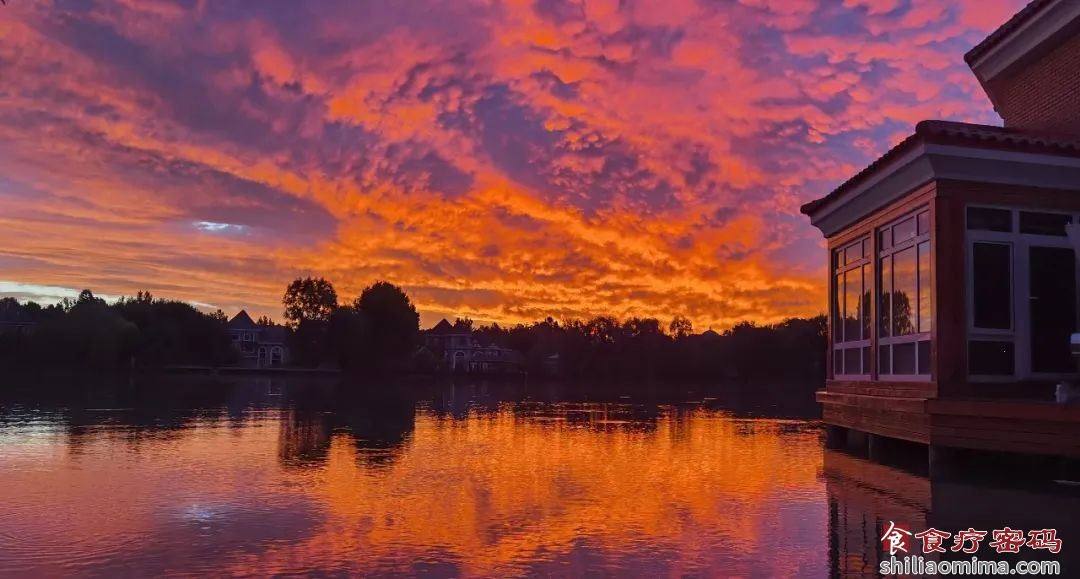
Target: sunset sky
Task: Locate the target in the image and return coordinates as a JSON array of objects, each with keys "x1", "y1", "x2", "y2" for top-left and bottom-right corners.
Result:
[{"x1": 0, "y1": 0, "x2": 1023, "y2": 328}]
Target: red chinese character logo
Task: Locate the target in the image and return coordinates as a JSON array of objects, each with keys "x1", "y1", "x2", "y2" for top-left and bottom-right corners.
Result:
[
  {"x1": 951, "y1": 528, "x2": 988, "y2": 553},
  {"x1": 881, "y1": 522, "x2": 912, "y2": 555},
  {"x1": 1027, "y1": 529, "x2": 1062, "y2": 554},
  {"x1": 989, "y1": 528, "x2": 1026, "y2": 553},
  {"x1": 915, "y1": 528, "x2": 952, "y2": 553}
]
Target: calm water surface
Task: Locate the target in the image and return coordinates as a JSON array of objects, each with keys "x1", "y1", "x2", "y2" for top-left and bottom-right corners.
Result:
[{"x1": 0, "y1": 378, "x2": 1076, "y2": 577}]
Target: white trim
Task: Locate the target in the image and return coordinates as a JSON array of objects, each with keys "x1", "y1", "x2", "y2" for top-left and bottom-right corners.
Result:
[{"x1": 809, "y1": 144, "x2": 1080, "y2": 238}]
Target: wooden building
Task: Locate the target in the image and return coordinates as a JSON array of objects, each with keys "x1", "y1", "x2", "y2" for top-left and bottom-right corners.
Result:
[{"x1": 801, "y1": 0, "x2": 1080, "y2": 469}]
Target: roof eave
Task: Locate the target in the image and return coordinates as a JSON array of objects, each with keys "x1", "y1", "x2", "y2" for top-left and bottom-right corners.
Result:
[
  {"x1": 965, "y1": 0, "x2": 1080, "y2": 86},
  {"x1": 805, "y1": 137, "x2": 1080, "y2": 239}
]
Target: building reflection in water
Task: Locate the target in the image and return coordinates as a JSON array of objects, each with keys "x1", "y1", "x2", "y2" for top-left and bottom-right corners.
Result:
[{"x1": 824, "y1": 449, "x2": 1080, "y2": 578}]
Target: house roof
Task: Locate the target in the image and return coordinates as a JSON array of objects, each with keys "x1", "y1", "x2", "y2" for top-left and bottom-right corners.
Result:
[
  {"x1": 227, "y1": 309, "x2": 258, "y2": 330},
  {"x1": 964, "y1": 0, "x2": 1053, "y2": 65},
  {"x1": 800, "y1": 120, "x2": 1080, "y2": 217},
  {"x1": 427, "y1": 318, "x2": 455, "y2": 334}
]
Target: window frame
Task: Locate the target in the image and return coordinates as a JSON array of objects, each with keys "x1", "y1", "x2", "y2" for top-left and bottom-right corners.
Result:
[
  {"x1": 877, "y1": 207, "x2": 932, "y2": 381},
  {"x1": 832, "y1": 236, "x2": 871, "y2": 379},
  {"x1": 965, "y1": 204, "x2": 1080, "y2": 382}
]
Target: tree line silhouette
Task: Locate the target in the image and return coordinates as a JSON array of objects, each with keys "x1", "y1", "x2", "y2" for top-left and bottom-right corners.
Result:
[
  {"x1": 0, "y1": 279, "x2": 827, "y2": 382},
  {"x1": 0, "y1": 290, "x2": 234, "y2": 369}
]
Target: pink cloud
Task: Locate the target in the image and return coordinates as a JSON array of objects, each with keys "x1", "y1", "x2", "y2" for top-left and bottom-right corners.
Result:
[{"x1": 0, "y1": 0, "x2": 1027, "y2": 328}]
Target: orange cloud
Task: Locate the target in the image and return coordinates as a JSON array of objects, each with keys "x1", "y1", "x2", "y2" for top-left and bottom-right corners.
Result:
[{"x1": 0, "y1": 0, "x2": 1024, "y2": 328}]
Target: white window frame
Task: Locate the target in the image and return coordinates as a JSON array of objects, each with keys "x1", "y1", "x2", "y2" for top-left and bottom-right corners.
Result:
[
  {"x1": 965, "y1": 205, "x2": 1080, "y2": 382},
  {"x1": 832, "y1": 236, "x2": 871, "y2": 380},
  {"x1": 877, "y1": 208, "x2": 932, "y2": 381}
]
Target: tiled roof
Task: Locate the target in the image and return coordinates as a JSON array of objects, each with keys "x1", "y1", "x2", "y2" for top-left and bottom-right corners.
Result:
[
  {"x1": 800, "y1": 120, "x2": 1080, "y2": 216},
  {"x1": 964, "y1": 0, "x2": 1054, "y2": 65}
]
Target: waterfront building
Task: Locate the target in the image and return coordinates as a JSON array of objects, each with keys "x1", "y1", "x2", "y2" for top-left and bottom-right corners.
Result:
[{"x1": 801, "y1": 0, "x2": 1080, "y2": 471}]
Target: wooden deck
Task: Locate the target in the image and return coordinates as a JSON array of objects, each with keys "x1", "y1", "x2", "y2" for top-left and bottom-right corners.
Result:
[{"x1": 819, "y1": 389, "x2": 1080, "y2": 458}]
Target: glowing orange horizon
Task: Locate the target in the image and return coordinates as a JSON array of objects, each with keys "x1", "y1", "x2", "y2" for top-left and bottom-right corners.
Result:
[{"x1": 0, "y1": 0, "x2": 1023, "y2": 329}]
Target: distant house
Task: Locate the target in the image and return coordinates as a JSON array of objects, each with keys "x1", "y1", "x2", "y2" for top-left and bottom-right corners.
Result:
[
  {"x1": 422, "y1": 318, "x2": 524, "y2": 374},
  {"x1": 226, "y1": 310, "x2": 288, "y2": 368}
]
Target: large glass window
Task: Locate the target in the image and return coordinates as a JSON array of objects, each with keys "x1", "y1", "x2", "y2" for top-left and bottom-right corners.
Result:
[
  {"x1": 878, "y1": 209, "x2": 931, "y2": 379},
  {"x1": 832, "y1": 237, "x2": 870, "y2": 377},
  {"x1": 967, "y1": 206, "x2": 1079, "y2": 380}
]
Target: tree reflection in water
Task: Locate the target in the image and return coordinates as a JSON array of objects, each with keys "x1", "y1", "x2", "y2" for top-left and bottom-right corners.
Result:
[{"x1": 1, "y1": 376, "x2": 1076, "y2": 577}]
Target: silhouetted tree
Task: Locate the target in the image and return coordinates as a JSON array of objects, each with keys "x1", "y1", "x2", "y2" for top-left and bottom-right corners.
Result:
[
  {"x1": 114, "y1": 293, "x2": 233, "y2": 366},
  {"x1": 43, "y1": 293, "x2": 139, "y2": 369},
  {"x1": 282, "y1": 277, "x2": 338, "y2": 328},
  {"x1": 350, "y1": 281, "x2": 420, "y2": 372},
  {"x1": 464, "y1": 313, "x2": 827, "y2": 384},
  {"x1": 327, "y1": 306, "x2": 369, "y2": 370},
  {"x1": 669, "y1": 315, "x2": 693, "y2": 339}
]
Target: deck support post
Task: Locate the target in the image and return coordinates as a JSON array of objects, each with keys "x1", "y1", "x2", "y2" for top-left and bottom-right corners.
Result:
[
  {"x1": 846, "y1": 430, "x2": 870, "y2": 457},
  {"x1": 825, "y1": 425, "x2": 847, "y2": 449},
  {"x1": 929, "y1": 445, "x2": 959, "y2": 480},
  {"x1": 868, "y1": 434, "x2": 885, "y2": 463}
]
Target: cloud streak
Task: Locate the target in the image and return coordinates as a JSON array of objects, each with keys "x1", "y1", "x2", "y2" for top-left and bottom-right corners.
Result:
[{"x1": 0, "y1": 0, "x2": 1022, "y2": 327}]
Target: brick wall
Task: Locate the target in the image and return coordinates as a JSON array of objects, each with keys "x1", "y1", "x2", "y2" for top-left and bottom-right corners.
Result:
[{"x1": 986, "y1": 31, "x2": 1080, "y2": 135}]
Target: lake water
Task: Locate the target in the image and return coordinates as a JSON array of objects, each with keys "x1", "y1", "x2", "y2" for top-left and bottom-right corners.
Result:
[{"x1": 1, "y1": 377, "x2": 1077, "y2": 577}]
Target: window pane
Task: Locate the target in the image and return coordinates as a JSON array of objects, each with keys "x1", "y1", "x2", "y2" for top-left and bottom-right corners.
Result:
[
  {"x1": 845, "y1": 269, "x2": 861, "y2": 341},
  {"x1": 893, "y1": 217, "x2": 917, "y2": 245},
  {"x1": 834, "y1": 349, "x2": 844, "y2": 375},
  {"x1": 918, "y1": 241, "x2": 931, "y2": 333},
  {"x1": 879, "y1": 228, "x2": 892, "y2": 250},
  {"x1": 844, "y1": 241, "x2": 863, "y2": 265},
  {"x1": 917, "y1": 340, "x2": 930, "y2": 375},
  {"x1": 917, "y1": 211, "x2": 930, "y2": 236},
  {"x1": 844, "y1": 348, "x2": 862, "y2": 375},
  {"x1": 967, "y1": 207, "x2": 1012, "y2": 232},
  {"x1": 879, "y1": 344, "x2": 891, "y2": 375},
  {"x1": 1020, "y1": 212, "x2": 1071, "y2": 236},
  {"x1": 969, "y1": 341, "x2": 1015, "y2": 376},
  {"x1": 834, "y1": 273, "x2": 844, "y2": 343},
  {"x1": 892, "y1": 246, "x2": 917, "y2": 335},
  {"x1": 879, "y1": 256, "x2": 891, "y2": 338},
  {"x1": 972, "y1": 243, "x2": 1011, "y2": 329},
  {"x1": 861, "y1": 264, "x2": 870, "y2": 339},
  {"x1": 862, "y1": 347, "x2": 870, "y2": 376},
  {"x1": 862, "y1": 239, "x2": 869, "y2": 259},
  {"x1": 894, "y1": 342, "x2": 917, "y2": 374}
]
